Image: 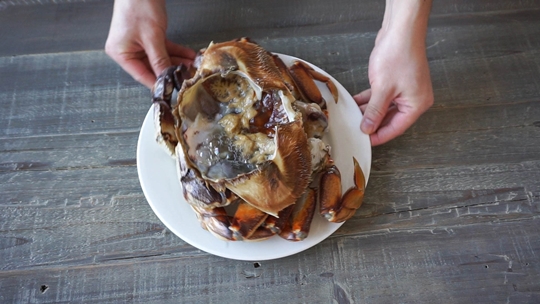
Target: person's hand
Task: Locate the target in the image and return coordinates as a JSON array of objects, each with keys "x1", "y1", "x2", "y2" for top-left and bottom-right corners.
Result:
[
  {"x1": 105, "y1": 0, "x2": 196, "y2": 88},
  {"x1": 354, "y1": 0, "x2": 434, "y2": 146}
]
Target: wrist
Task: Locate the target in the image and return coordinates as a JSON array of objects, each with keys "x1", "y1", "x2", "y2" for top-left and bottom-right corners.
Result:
[{"x1": 380, "y1": 0, "x2": 432, "y2": 42}]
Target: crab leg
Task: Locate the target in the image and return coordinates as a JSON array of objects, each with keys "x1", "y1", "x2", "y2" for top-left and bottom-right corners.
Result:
[
  {"x1": 229, "y1": 200, "x2": 269, "y2": 240},
  {"x1": 289, "y1": 61, "x2": 339, "y2": 107},
  {"x1": 279, "y1": 187, "x2": 318, "y2": 241},
  {"x1": 319, "y1": 157, "x2": 365, "y2": 223}
]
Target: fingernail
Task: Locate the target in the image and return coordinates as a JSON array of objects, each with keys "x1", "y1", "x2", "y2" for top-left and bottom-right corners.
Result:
[{"x1": 361, "y1": 118, "x2": 375, "y2": 134}]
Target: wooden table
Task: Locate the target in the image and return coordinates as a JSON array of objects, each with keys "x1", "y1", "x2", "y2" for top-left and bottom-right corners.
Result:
[{"x1": 1, "y1": 1, "x2": 539, "y2": 303}]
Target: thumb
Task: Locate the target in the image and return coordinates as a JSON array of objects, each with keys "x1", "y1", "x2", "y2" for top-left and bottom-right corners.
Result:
[{"x1": 360, "y1": 88, "x2": 394, "y2": 135}]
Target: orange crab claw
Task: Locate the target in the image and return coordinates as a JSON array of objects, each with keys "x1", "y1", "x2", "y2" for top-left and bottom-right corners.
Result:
[
  {"x1": 352, "y1": 157, "x2": 366, "y2": 190},
  {"x1": 320, "y1": 157, "x2": 365, "y2": 223},
  {"x1": 330, "y1": 187, "x2": 364, "y2": 223},
  {"x1": 279, "y1": 187, "x2": 317, "y2": 241},
  {"x1": 230, "y1": 200, "x2": 269, "y2": 240}
]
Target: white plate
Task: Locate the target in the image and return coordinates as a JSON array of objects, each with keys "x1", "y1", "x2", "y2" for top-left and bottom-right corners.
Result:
[{"x1": 137, "y1": 54, "x2": 371, "y2": 261}]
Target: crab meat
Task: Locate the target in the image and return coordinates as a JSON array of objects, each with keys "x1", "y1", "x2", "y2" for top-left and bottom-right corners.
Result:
[{"x1": 151, "y1": 38, "x2": 365, "y2": 241}]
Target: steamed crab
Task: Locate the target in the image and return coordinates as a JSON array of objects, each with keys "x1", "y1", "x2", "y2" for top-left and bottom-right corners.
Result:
[{"x1": 151, "y1": 38, "x2": 365, "y2": 241}]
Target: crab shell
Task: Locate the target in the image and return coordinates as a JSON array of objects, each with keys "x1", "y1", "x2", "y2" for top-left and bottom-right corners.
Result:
[{"x1": 173, "y1": 39, "x2": 313, "y2": 217}]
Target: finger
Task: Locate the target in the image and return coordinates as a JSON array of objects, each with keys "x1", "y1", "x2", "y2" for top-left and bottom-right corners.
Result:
[
  {"x1": 353, "y1": 89, "x2": 371, "y2": 106},
  {"x1": 358, "y1": 104, "x2": 367, "y2": 113},
  {"x1": 359, "y1": 101, "x2": 396, "y2": 115},
  {"x1": 171, "y1": 56, "x2": 196, "y2": 67},
  {"x1": 144, "y1": 37, "x2": 172, "y2": 77},
  {"x1": 116, "y1": 56, "x2": 156, "y2": 89},
  {"x1": 369, "y1": 105, "x2": 421, "y2": 146},
  {"x1": 360, "y1": 87, "x2": 394, "y2": 135},
  {"x1": 166, "y1": 40, "x2": 197, "y2": 60}
]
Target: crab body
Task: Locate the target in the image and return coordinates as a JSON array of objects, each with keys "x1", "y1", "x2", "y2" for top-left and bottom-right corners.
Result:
[{"x1": 152, "y1": 38, "x2": 364, "y2": 241}]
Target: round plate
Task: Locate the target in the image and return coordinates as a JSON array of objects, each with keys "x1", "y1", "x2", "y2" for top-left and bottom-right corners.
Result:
[{"x1": 137, "y1": 54, "x2": 371, "y2": 261}]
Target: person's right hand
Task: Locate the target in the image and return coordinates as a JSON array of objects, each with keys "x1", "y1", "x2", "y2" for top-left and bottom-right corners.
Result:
[
  {"x1": 105, "y1": 0, "x2": 196, "y2": 89},
  {"x1": 354, "y1": 0, "x2": 434, "y2": 146}
]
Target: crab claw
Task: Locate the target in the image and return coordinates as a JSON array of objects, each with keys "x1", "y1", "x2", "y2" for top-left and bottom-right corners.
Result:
[
  {"x1": 319, "y1": 157, "x2": 365, "y2": 223},
  {"x1": 229, "y1": 200, "x2": 269, "y2": 240}
]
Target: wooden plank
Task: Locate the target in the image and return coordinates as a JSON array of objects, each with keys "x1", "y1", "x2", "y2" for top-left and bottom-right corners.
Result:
[
  {"x1": 0, "y1": 131, "x2": 139, "y2": 173},
  {"x1": 0, "y1": 0, "x2": 114, "y2": 56},
  {"x1": 0, "y1": 51, "x2": 149, "y2": 138},
  {"x1": 0, "y1": 3, "x2": 539, "y2": 273},
  {"x1": 1, "y1": 10, "x2": 540, "y2": 139},
  {"x1": 0, "y1": 166, "x2": 141, "y2": 207},
  {"x1": 1, "y1": 158, "x2": 538, "y2": 269},
  {"x1": 0, "y1": 218, "x2": 538, "y2": 303},
  {"x1": 1, "y1": 98, "x2": 538, "y2": 174},
  {"x1": 0, "y1": 191, "x2": 197, "y2": 271},
  {"x1": 375, "y1": 100, "x2": 540, "y2": 170},
  {"x1": 1, "y1": 1, "x2": 540, "y2": 303},
  {"x1": 1, "y1": 93, "x2": 538, "y2": 272},
  {"x1": 352, "y1": 162, "x2": 540, "y2": 228},
  {"x1": 1, "y1": 0, "x2": 540, "y2": 56}
]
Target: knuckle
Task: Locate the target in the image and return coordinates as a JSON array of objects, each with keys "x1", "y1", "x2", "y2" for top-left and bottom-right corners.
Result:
[
  {"x1": 420, "y1": 95, "x2": 435, "y2": 112},
  {"x1": 151, "y1": 56, "x2": 170, "y2": 71},
  {"x1": 132, "y1": 72, "x2": 145, "y2": 82},
  {"x1": 366, "y1": 105, "x2": 386, "y2": 120},
  {"x1": 426, "y1": 96, "x2": 435, "y2": 108},
  {"x1": 104, "y1": 41, "x2": 115, "y2": 57},
  {"x1": 104, "y1": 42, "x2": 126, "y2": 62}
]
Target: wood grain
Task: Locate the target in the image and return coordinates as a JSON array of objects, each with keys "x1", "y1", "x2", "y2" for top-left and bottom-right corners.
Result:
[
  {"x1": 1, "y1": 0, "x2": 540, "y2": 303},
  {"x1": 1, "y1": 219, "x2": 538, "y2": 303}
]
